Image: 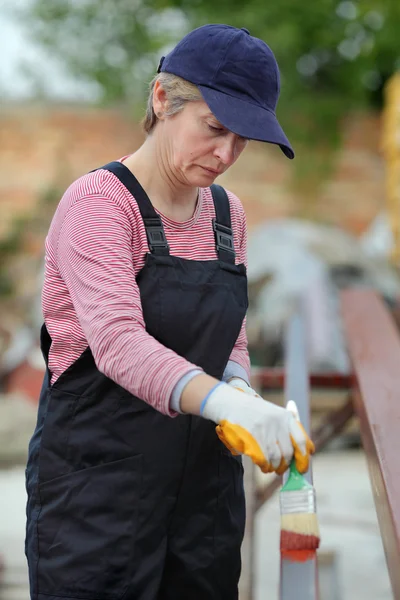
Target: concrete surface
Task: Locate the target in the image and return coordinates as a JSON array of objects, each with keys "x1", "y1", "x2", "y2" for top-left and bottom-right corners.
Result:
[
  {"x1": 0, "y1": 449, "x2": 393, "y2": 600},
  {"x1": 0, "y1": 467, "x2": 29, "y2": 599}
]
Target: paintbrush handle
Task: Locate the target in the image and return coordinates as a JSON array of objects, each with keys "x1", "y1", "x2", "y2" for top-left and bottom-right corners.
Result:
[
  {"x1": 283, "y1": 400, "x2": 312, "y2": 492},
  {"x1": 286, "y1": 399, "x2": 300, "y2": 420}
]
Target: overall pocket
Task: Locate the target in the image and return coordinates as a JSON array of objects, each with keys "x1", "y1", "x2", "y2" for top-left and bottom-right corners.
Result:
[{"x1": 37, "y1": 454, "x2": 143, "y2": 600}]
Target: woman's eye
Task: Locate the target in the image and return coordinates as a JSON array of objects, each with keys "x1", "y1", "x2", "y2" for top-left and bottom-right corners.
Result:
[{"x1": 208, "y1": 124, "x2": 224, "y2": 132}]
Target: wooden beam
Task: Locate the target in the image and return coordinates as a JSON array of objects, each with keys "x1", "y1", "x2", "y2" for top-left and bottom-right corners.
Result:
[{"x1": 341, "y1": 289, "x2": 400, "y2": 599}]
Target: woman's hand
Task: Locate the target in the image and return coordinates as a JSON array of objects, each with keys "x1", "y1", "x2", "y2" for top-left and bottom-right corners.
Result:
[
  {"x1": 201, "y1": 382, "x2": 314, "y2": 475},
  {"x1": 227, "y1": 377, "x2": 259, "y2": 397}
]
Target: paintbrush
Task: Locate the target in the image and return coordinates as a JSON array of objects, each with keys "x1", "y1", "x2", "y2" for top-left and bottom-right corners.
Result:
[{"x1": 280, "y1": 400, "x2": 320, "y2": 560}]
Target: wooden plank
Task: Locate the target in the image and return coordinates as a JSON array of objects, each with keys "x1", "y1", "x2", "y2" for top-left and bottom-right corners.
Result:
[{"x1": 341, "y1": 289, "x2": 400, "y2": 599}]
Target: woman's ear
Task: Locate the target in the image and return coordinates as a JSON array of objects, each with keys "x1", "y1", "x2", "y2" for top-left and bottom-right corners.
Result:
[{"x1": 153, "y1": 80, "x2": 168, "y2": 118}]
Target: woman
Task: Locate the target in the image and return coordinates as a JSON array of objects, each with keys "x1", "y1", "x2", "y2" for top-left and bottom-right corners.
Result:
[{"x1": 26, "y1": 24, "x2": 314, "y2": 600}]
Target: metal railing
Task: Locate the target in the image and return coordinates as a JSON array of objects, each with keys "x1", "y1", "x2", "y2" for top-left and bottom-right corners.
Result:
[
  {"x1": 279, "y1": 304, "x2": 318, "y2": 599},
  {"x1": 240, "y1": 288, "x2": 400, "y2": 599}
]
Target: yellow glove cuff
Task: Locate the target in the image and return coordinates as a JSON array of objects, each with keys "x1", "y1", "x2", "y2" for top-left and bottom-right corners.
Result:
[
  {"x1": 216, "y1": 421, "x2": 281, "y2": 474},
  {"x1": 216, "y1": 421, "x2": 315, "y2": 475}
]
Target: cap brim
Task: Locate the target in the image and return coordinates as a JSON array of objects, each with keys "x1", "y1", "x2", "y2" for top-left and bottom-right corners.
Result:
[{"x1": 198, "y1": 85, "x2": 294, "y2": 159}]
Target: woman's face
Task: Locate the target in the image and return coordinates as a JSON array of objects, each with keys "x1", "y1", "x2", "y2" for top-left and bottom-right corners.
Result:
[{"x1": 157, "y1": 99, "x2": 249, "y2": 187}]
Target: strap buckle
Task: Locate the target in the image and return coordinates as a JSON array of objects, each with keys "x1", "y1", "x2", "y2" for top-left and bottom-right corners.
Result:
[
  {"x1": 212, "y1": 219, "x2": 235, "y2": 257},
  {"x1": 144, "y1": 218, "x2": 169, "y2": 253}
]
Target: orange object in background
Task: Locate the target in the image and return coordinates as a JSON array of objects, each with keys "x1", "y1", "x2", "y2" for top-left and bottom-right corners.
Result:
[
  {"x1": 381, "y1": 72, "x2": 400, "y2": 264},
  {"x1": 3, "y1": 353, "x2": 44, "y2": 405}
]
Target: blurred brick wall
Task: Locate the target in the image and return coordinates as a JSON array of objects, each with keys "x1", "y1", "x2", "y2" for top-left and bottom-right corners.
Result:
[
  {"x1": 220, "y1": 112, "x2": 386, "y2": 234},
  {"x1": 0, "y1": 104, "x2": 144, "y2": 239},
  {"x1": 0, "y1": 104, "x2": 386, "y2": 240}
]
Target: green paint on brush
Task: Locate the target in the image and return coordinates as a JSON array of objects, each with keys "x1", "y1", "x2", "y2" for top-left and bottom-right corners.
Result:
[{"x1": 281, "y1": 460, "x2": 312, "y2": 492}]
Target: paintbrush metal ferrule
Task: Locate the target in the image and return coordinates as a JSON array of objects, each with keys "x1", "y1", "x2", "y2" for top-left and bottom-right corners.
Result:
[{"x1": 279, "y1": 488, "x2": 317, "y2": 514}]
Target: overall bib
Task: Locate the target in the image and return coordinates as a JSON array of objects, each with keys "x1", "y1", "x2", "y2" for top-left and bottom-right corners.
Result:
[{"x1": 25, "y1": 162, "x2": 248, "y2": 600}]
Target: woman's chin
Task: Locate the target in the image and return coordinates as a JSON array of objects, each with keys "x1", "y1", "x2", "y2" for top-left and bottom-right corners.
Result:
[{"x1": 188, "y1": 168, "x2": 219, "y2": 186}]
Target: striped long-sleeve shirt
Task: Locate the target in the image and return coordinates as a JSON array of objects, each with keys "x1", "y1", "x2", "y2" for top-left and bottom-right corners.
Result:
[{"x1": 43, "y1": 160, "x2": 250, "y2": 416}]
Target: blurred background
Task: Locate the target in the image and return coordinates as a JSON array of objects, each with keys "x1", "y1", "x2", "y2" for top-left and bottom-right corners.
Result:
[{"x1": 1, "y1": 0, "x2": 400, "y2": 598}]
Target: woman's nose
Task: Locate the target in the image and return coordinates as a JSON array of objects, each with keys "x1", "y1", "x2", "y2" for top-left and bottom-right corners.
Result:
[{"x1": 214, "y1": 136, "x2": 237, "y2": 165}]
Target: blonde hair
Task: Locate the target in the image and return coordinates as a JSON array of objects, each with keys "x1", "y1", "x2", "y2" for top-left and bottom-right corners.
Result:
[{"x1": 142, "y1": 72, "x2": 203, "y2": 134}]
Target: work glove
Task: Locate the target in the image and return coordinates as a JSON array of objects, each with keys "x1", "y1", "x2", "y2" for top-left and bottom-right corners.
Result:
[
  {"x1": 227, "y1": 377, "x2": 259, "y2": 397},
  {"x1": 227, "y1": 378, "x2": 314, "y2": 473},
  {"x1": 201, "y1": 382, "x2": 315, "y2": 475}
]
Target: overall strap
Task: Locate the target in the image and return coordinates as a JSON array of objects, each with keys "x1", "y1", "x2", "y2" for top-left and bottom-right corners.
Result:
[
  {"x1": 210, "y1": 184, "x2": 236, "y2": 264},
  {"x1": 97, "y1": 161, "x2": 170, "y2": 256}
]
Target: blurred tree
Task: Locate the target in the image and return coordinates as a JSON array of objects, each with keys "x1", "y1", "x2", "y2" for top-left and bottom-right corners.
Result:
[
  {"x1": 22, "y1": 1, "x2": 400, "y2": 128},
  {"x1": 19, "y1": 0, "x2": 400, "y2": 210},
  {"x1": 19, "y1": 0, "x2": 190, "y2": 106}
]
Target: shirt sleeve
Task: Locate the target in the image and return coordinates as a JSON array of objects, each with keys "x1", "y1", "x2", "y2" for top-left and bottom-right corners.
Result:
[
  {"x1": 56, "y1": 194, "x2": 203, "y2": 417},
  {"x1": 222, "y1": 360, "x2": 250, "y2": 385},
  {"x1": 227, "y1": 201, "x2": 251, "y2": 380},
  {"x1": 169, "y1": 369, "x2": 203, "y2": 413}
]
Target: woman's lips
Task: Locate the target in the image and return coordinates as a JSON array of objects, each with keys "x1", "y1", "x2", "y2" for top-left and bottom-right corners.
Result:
[{"x1": 200, "y1": 166, "x2": 222, "y2": 175}]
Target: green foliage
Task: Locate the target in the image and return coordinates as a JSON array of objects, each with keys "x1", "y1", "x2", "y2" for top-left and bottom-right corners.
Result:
[
  {"x1": 0, "y1": 184, "x2": 63, "y2": 300},
  {"x1": 19, "y1": 0, "x2": 189, "y2": 104},
  {"x1": 0, "y1": 274, "x2": 14, "y2": 298},
  {"x1": 0, "y1": 219, "x2": 25, "y2": 299},
  {"x1": 22, "y1": 1, "x2": 400, "y2": 111}
]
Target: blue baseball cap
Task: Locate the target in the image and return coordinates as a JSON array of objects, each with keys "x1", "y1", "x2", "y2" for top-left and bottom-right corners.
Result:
[{"x1": 158, "y1": 24, "x2": 294, "y2": 159}]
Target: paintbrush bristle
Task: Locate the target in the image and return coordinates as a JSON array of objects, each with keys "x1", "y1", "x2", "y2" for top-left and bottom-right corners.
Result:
[{"x1": 280, "y1": 513, "x2": 320, "y2": 551}]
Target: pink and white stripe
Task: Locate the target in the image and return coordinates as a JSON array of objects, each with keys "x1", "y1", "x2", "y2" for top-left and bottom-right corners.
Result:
[{"x1": 43, "y1": 161, "x2": 250, "y2": 416}]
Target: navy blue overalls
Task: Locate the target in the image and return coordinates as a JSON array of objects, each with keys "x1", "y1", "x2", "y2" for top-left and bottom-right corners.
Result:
[{"x1": 25, "y1": 162, "x2": 248, "y2": 600}]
